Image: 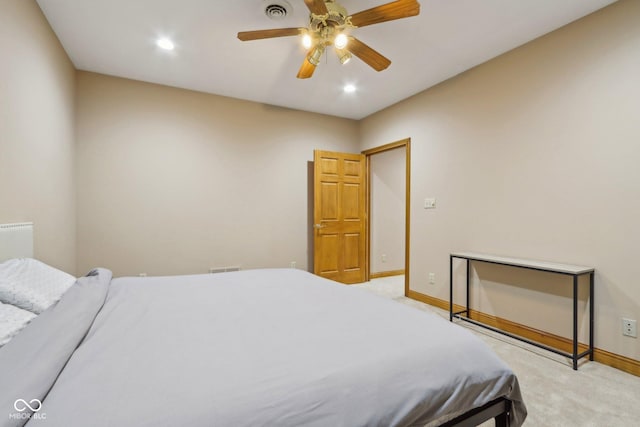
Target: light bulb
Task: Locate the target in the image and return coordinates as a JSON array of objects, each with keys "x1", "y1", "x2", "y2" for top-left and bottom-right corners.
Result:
[
  {"x1": 334, "y1": 33, "x2": 348, "y2": 49},
  {"x1": 302, "y1": 34, "x2": 312, "y2": 50}
]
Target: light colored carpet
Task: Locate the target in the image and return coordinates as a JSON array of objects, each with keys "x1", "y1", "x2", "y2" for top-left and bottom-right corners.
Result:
[{"x1": 354, "y1": 276, "x2": 640, "y2": 426}]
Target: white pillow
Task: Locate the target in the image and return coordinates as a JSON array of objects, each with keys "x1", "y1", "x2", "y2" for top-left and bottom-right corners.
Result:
[
  {"x1": 0, "y1": 301, "x2": 37, "y2": 347},
  {"x1": 0, "y1": 258, "x2": 77, "y2": 314}
]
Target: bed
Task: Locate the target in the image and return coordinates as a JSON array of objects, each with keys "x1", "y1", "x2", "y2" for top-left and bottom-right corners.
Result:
[{"x1": 1, "y1": 263, "x2": 526, "y2": 427}]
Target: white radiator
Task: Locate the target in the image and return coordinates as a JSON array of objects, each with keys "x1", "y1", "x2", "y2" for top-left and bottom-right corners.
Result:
[{"x1": 0, "y1": 222, "x2": 34, "y2": 262}]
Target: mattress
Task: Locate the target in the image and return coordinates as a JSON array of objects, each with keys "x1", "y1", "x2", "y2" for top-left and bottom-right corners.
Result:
[{"x1": 0, "y1": 268, "x2": 526, "y2": 426}]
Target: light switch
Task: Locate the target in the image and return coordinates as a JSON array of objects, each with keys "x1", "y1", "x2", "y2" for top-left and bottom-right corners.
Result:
[{"x1": 424, "y1": 198, "x2": 436, "y2": 209}]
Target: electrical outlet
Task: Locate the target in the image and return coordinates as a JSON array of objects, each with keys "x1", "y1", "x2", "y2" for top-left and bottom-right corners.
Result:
[
  {"x1": 139, "y1": 273, "x2": 147, "y2": 277},
  {"x1": 428, "y1": 273, "x2": 436, "y2": 285},
  {"x1": 622, "y1": 318, "x2": 637, "y2": 338},
  {"x1": 290, "y1": 261, "x2": 296, "y2": 269},
  {"x1": 381, "y1": 254, "x2": 387, "y2": 263}
]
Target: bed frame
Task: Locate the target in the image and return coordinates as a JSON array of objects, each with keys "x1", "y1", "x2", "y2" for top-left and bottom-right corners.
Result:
[{"x1": 440, "y1": 397, "x2": 511, "y2": 427}]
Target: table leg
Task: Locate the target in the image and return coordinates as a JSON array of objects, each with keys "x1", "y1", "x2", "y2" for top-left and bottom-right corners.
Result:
[
  {"x1": 449, "y1": 255, "x2": 453, "y2": 321},
  {"x1": 466, "y1": 259, "x2": 470, "y2": 317},
  {"x1": 589, "y1": 271, "x2": 595, "y2": 361},
  {"x1": 573, "y1": 274, "x2": 578, "y2": 370}
]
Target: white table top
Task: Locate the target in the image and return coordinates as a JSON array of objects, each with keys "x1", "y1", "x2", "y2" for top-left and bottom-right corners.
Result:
[{"x1": 451, "y1": 252, "x2": 594, "y2": 275}]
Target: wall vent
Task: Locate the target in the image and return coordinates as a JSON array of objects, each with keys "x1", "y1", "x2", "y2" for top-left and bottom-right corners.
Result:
[{"x1": 209, "y1": 266, "x2": 241, "y2": 274}]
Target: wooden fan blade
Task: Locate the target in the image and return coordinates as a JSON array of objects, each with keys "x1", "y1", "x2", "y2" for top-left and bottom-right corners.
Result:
[
  {"x1": 347, "y1": 37, "x2": 391, "y2": 71},
  {"x1": 304, "y1": 0, "x2": 329, "y2": 15},
  {"x1": 297, "y1": 57, "x2": 317, "y2": 79},
  {"x1": 237, "y1": 28, "x2": 302, "y2": 41},
  {"x1": 349, "y1": 0, "x2": 420, "y2": 28}
]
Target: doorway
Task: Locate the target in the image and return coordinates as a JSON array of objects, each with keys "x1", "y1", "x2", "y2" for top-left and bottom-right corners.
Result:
[{"x1": 363, "y1": 138, "x2": 411, "y2": 295}]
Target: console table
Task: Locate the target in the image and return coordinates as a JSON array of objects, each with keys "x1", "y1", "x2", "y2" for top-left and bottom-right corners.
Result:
[{"x1": 449, "y1": 252, "x2": 594, "y2": 370}]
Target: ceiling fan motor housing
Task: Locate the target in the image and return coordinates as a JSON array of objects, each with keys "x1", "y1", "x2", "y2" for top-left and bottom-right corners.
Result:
[
  {"x1": 307, "y1": 0, "x2": 352, "y2": 51},
  {"x1": 311, "y1": 1, "x2": 348, "y2": 30}
]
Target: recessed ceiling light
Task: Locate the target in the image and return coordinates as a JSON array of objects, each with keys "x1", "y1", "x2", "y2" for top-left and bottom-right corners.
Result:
[
  {"x1": 156, "y1": 38, "x2": 175, "y2": 51},
  {"x1": 343, "y1": 84, "x2": 356, "y2": 94}
]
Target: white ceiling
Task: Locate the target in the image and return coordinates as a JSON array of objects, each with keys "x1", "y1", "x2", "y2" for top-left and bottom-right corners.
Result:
[{"x1": 36, "y1": 0, "x2": 617, "y2": 120}]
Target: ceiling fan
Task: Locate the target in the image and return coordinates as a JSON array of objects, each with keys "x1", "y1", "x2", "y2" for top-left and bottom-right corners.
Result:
[{"x1": 237, "y1": 0, "x2": 421, "y2": 79}]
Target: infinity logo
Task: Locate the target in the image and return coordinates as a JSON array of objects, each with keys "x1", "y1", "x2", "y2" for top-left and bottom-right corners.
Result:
[{"x1": 13, "y1": 399, "x2": 42, "y2": 412}]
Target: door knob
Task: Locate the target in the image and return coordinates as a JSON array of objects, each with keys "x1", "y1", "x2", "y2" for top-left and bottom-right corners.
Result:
[{"x1": 314, "y1": 223, "x2": 327, "y2": 229}]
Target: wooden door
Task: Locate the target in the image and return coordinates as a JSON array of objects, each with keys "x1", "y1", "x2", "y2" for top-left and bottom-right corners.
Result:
[{"x1": 314, "y1": 150, "x2": 367, "y2": 284}]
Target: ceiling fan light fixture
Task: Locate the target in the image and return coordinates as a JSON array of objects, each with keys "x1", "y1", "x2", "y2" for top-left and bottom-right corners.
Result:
[
  {"x1": 308, "y1": 45, "x2": 325, "y2": 66},
  {"x1": 334, "y1": 33, "x2": 348, "y2": 50},
  {"x1": 337, "y1": 49, "x2": 352, "y2": 65}
]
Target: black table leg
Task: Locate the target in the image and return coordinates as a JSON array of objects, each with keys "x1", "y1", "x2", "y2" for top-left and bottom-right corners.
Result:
[
  {"x1": 449, "y1": 255, "x2": 453, "y2": 321},
  {"x1": 589, "y1": 271, "x2": 595, "y2": 361},
  {"x1": 466, "y1": 259, "x2": 470, "y2": 317},
  {"x1": 573, "y1": 274, "x2": 578, "y2": 370}
]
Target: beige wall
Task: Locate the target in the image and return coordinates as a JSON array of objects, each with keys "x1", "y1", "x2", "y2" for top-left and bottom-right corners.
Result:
[
  {"x1": 370, "y1": 147, "x2": 405, "y2": 273},
  {"x1": 0, "y1": 0, "x2": 76, "y2": 272},
  {"x1": 75, "y1": 72, "x2": 359, "y2": 276},
  {"x1": 2, "y1": 0, "x2": 637, "y2": 361},
  {"x1": 359, "y1": 0, "x2": 640, "y2": 360}
]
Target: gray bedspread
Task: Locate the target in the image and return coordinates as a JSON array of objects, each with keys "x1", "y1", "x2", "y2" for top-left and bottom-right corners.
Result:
[{"x1": 1, "y1": 268, "x2": 526, "y2": 426}]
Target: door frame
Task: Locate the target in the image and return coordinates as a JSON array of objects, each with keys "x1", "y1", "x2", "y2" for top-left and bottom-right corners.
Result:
[{"x1": 362, "y1": 138, "x2": 411, "y2": 295}]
